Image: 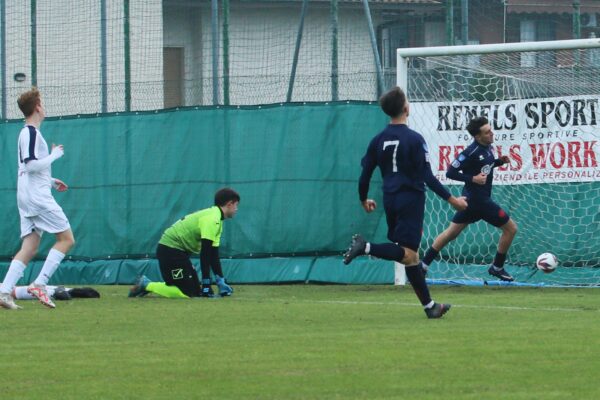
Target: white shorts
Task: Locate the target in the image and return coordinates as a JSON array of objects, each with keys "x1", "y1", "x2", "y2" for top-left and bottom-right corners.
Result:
[{"x1": 20, "y1": 209, "x2": 71, "y2": 238}]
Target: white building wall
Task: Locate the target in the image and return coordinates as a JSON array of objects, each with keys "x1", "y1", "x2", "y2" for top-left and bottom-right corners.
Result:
[
  {"x1": 219, "y1": 4, "x2": 379, "y2": 105},
  {"x1": 129, "y1": 0, "x2": 163, "y2": 111},
  {"x1": 163, "y1": 4, "x2": 204, "y2": 107},
  {"x1": 171, "y1": 3, "x2": 380, "y2": 106},
  {"x1": 4, "y1": 0, "x2": 32, "y2": 119},
  {"x1": 337, "y1": 8, "x2": 380, "y2": 101},
  {"x1": 2, "y1": 0, "x2": 163, "y2": 119},
  {"x1": 3, "y1": 1, "x2": 384, "y2": 116},
  {"x1": 36, "y1": 0, "x2": 101, "y2": 115}
]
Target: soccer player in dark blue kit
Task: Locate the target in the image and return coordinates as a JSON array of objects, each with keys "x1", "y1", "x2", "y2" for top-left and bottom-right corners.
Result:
[
  {"x1": 343, "y1": 86, "x2": 467, "y2": 319},
  {"x1": 420, "y1": 116, "x2": 518, "y2": 282}
]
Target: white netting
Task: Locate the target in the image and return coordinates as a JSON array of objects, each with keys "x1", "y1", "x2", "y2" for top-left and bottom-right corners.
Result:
[{"x1": 404, "y1": 44, "x2": 600, "y2": 286}]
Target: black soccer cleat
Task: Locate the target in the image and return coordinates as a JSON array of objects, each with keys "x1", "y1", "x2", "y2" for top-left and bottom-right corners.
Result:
[
  {"x1": 200, "y1": 285, "x2": 215, "y2": 298},
  {"x1": 425, "y1": 303, "x2": 451, "y2": 319},
  {"x1": 343, "y1": 234, "x2": 366, "y2": 265},
  {"x1": 128, "y1": 276, "x2": 151, "y2": 298},
  {"x1": 52, "y1": 286, "x2": 72, "y2": 301},
  {"x1": 69, "y1": 287, "x2": 101, "y2": 298},
  {"x1": 488, "y1": 266, "x2": 514, "y2": 282}
]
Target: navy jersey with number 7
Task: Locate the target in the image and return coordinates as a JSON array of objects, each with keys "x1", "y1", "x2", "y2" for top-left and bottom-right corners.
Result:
[{"x1": 358, "y1": 124, "x2": 450, "y2": 201}]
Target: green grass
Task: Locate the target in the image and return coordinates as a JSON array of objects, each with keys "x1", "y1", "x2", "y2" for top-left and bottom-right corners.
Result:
[{"x1": 1, "y1": 285, "x2": 599, "y2": 400}]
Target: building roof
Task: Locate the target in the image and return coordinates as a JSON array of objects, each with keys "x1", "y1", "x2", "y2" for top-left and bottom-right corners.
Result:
[
  {"x1": 166, "y1": 0, "x2": 442, "y2": 7},
  {"x1": 331, "y1": 0, "x2": 441, "y2": 2},
  {"x1": 237, "y1": 0, "x2": 441, "y2": 3},
  {"x1": 506, "y1": 0, "x2": 600, "y2": 14}
]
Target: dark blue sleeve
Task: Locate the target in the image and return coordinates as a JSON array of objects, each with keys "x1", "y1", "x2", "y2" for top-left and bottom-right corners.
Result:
[
  {"x1": 417, "y1": 136, "x2": 451, "y2": 200},
  {"x1": 493, "y1": 158, "x2": 505, "y2": 167},
  {"x1": 358, "y1": 137, "x2": 378, "y2": 201},
  {"x1": 446, "y1": 153, "x2": 472, "y2": 183},
  {"x1": 424, "y1": 163, "x2": 451, "y2": 200}
]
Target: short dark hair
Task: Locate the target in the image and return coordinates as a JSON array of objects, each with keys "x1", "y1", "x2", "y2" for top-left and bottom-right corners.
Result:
[
  {"x1": 17, "y1": 87, "x2": 41, "y2": 117},
  {"x1": 466, "y1": 116, "x2": 489, "y2": 137},
  {"x1": 214, "y1": 188, "x2": 240, "y2": 206},
  {"x1": 379, "y1": 86, "x2": 407, "y2": 118}
]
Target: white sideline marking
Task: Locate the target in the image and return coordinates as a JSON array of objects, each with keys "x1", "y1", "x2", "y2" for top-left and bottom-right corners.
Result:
[{"x1": 263, "y1": 298, "x2": 597, "y2": 313}]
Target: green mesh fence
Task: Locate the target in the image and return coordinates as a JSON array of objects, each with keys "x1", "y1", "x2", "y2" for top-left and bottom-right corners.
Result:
[
  {"x1": 1, "y1": 103, "x2": 599, "y2": 286},
  {"x1": 0, "y1": 102, "x2": 388, "y2": 259}
]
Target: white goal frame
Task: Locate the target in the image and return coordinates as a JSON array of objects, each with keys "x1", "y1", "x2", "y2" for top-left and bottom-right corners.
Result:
[
  {"x1": 392, "y1": 38, "x2": 600, "y2": 287},
  {"x1": 397, "y1": 38, "x2": 600, "y2": 91}
]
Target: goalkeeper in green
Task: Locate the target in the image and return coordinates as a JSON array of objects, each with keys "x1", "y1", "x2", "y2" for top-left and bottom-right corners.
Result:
[{"x1": 128, "y1": 188, "x2": 240, "y2": 298}]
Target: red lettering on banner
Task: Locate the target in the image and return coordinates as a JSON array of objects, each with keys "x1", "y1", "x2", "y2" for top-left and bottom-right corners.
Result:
[
  {"x1": 496, "y1": 145, "x2": 508, "y2": 171},
  {"x1": 510, "y1": 145, "x2": 522, "y2": 171},
  {"x1": 550, "y1": 143, "x2": 566, "y2": 168},
  {"x1": 530, "y1": 141, "x2": 597, "y2": 170},
  {"x1": 439, "y1": 145, "x2": 467, "y2": 171},
  {"x1": 494, "y1": 145, "x2": 522, "y2": 172},
  {"x1": 439, "y1": 146, "x2": 451, "y2": 171},
  {"x1": 529, "y1": 144, "x2": 549, "y2": 169},
  {"x1": 583, "y1": 141, "x2": 597, "y2": 167},
  {"x1": 567, "y1": 142, "x2": 582, "y2": 168}
]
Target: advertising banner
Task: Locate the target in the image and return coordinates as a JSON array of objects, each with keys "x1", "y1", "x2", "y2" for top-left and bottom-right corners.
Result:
[{"x1": 414, "y1": 95, "x2": 600, "y2": 184}]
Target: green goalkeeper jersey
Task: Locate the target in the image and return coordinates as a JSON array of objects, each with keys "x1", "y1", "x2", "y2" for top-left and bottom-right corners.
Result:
[{"x1": 159, "y1": 206, "x2": 223, "y2": 253}]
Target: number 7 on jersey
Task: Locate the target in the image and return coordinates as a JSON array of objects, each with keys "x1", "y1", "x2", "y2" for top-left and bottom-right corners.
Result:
[{"x1": 383, "y1": 140, "x2": 399, "y2": 172}]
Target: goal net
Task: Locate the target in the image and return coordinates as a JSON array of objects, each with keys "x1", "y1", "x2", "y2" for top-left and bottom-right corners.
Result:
[{"x1": 398, "y1": 39, "x2": 600, "y2": 286}]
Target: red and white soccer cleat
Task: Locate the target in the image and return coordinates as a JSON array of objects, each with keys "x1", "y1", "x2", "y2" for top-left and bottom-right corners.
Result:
[{"x1": 27, "y1": 284, "x2": 56, "y2": 309}]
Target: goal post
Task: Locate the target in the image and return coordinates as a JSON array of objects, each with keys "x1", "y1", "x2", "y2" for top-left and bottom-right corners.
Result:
[{"x1": 395, "y1": 38, "x2": 600, "y2": 287}]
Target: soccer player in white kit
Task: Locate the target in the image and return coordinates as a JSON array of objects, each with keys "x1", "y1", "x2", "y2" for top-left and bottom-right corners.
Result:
[{"x1": 0, "y1": 88, "x2": 75, "y2": 309}]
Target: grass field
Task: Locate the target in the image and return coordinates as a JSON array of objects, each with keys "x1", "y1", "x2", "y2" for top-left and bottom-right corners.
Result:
[{"x1": 1, "y1": 284, "x2": 599, "y2": 400}]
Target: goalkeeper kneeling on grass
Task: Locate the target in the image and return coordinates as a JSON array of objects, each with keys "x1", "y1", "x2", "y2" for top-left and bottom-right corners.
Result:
[{"x1": 128, "y1": 188, "x2": 240, "y2": 299}]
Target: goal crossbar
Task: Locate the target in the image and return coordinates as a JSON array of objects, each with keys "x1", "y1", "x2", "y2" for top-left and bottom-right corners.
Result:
[{"x1": 397, "y1": 38, "x2": 600, "y2": 90}]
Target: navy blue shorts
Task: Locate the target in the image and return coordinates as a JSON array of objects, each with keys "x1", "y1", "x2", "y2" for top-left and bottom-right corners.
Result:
[
  {"x1": 383, "y1": 191, "x2": 425, "y2": 252},
  {"x1": 452, "y1": 197, "x2": 510, "y2": 227}
]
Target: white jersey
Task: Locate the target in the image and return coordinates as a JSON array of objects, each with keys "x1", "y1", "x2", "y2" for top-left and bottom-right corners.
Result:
[{"x1": 17, "y1": 125, "x2": 62, "y2": 217}]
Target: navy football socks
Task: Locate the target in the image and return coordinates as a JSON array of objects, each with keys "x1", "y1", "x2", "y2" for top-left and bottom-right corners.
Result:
[
  {"x1": 493, "y1": 252, "x2": 507, "y2": 269},
  {"x1": 405, "y1": 262, "x2": 432, "y2": 306},
  {"x1": 422, "y1": 247, "x2": 439, "y2": 267},
  {"x1": 368, "y1": 243, "x2": 406, "y2": 263}
]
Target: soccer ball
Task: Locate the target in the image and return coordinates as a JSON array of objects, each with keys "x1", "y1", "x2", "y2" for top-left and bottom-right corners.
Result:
[{"x1": 536, "y1": 253, "x2": 559, "y2": 273}]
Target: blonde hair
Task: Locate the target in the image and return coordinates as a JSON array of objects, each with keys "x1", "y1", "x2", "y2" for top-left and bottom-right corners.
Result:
[{"x1": 17, "y1": 87, "x2": 41, "y2": 117}]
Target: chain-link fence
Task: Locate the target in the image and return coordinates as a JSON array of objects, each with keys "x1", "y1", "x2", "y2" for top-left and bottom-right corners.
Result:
[{"x1": 1, "y1": 0, "x2": 599, "y2": 118}]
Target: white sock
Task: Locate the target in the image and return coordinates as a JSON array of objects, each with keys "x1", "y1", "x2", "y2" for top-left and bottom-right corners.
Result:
[
  {"x1": 365, "y1": 242, "x2": 371, "y2": 254},
  {"x1": 34, "y1": 249, "x2": 65, "y2": 286},
  {"x1": 14, "y1": 285, "x2": 57, "y2": 300},
  {"x1": 424, "y1": 300, "x2": 435, "y2": 309},
  {"x1": 0, "y1": 260, "x2": 27, "y2": 293},
  {"x1": 14, "y1": 286, "x2": 33, "y2": 300}
]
